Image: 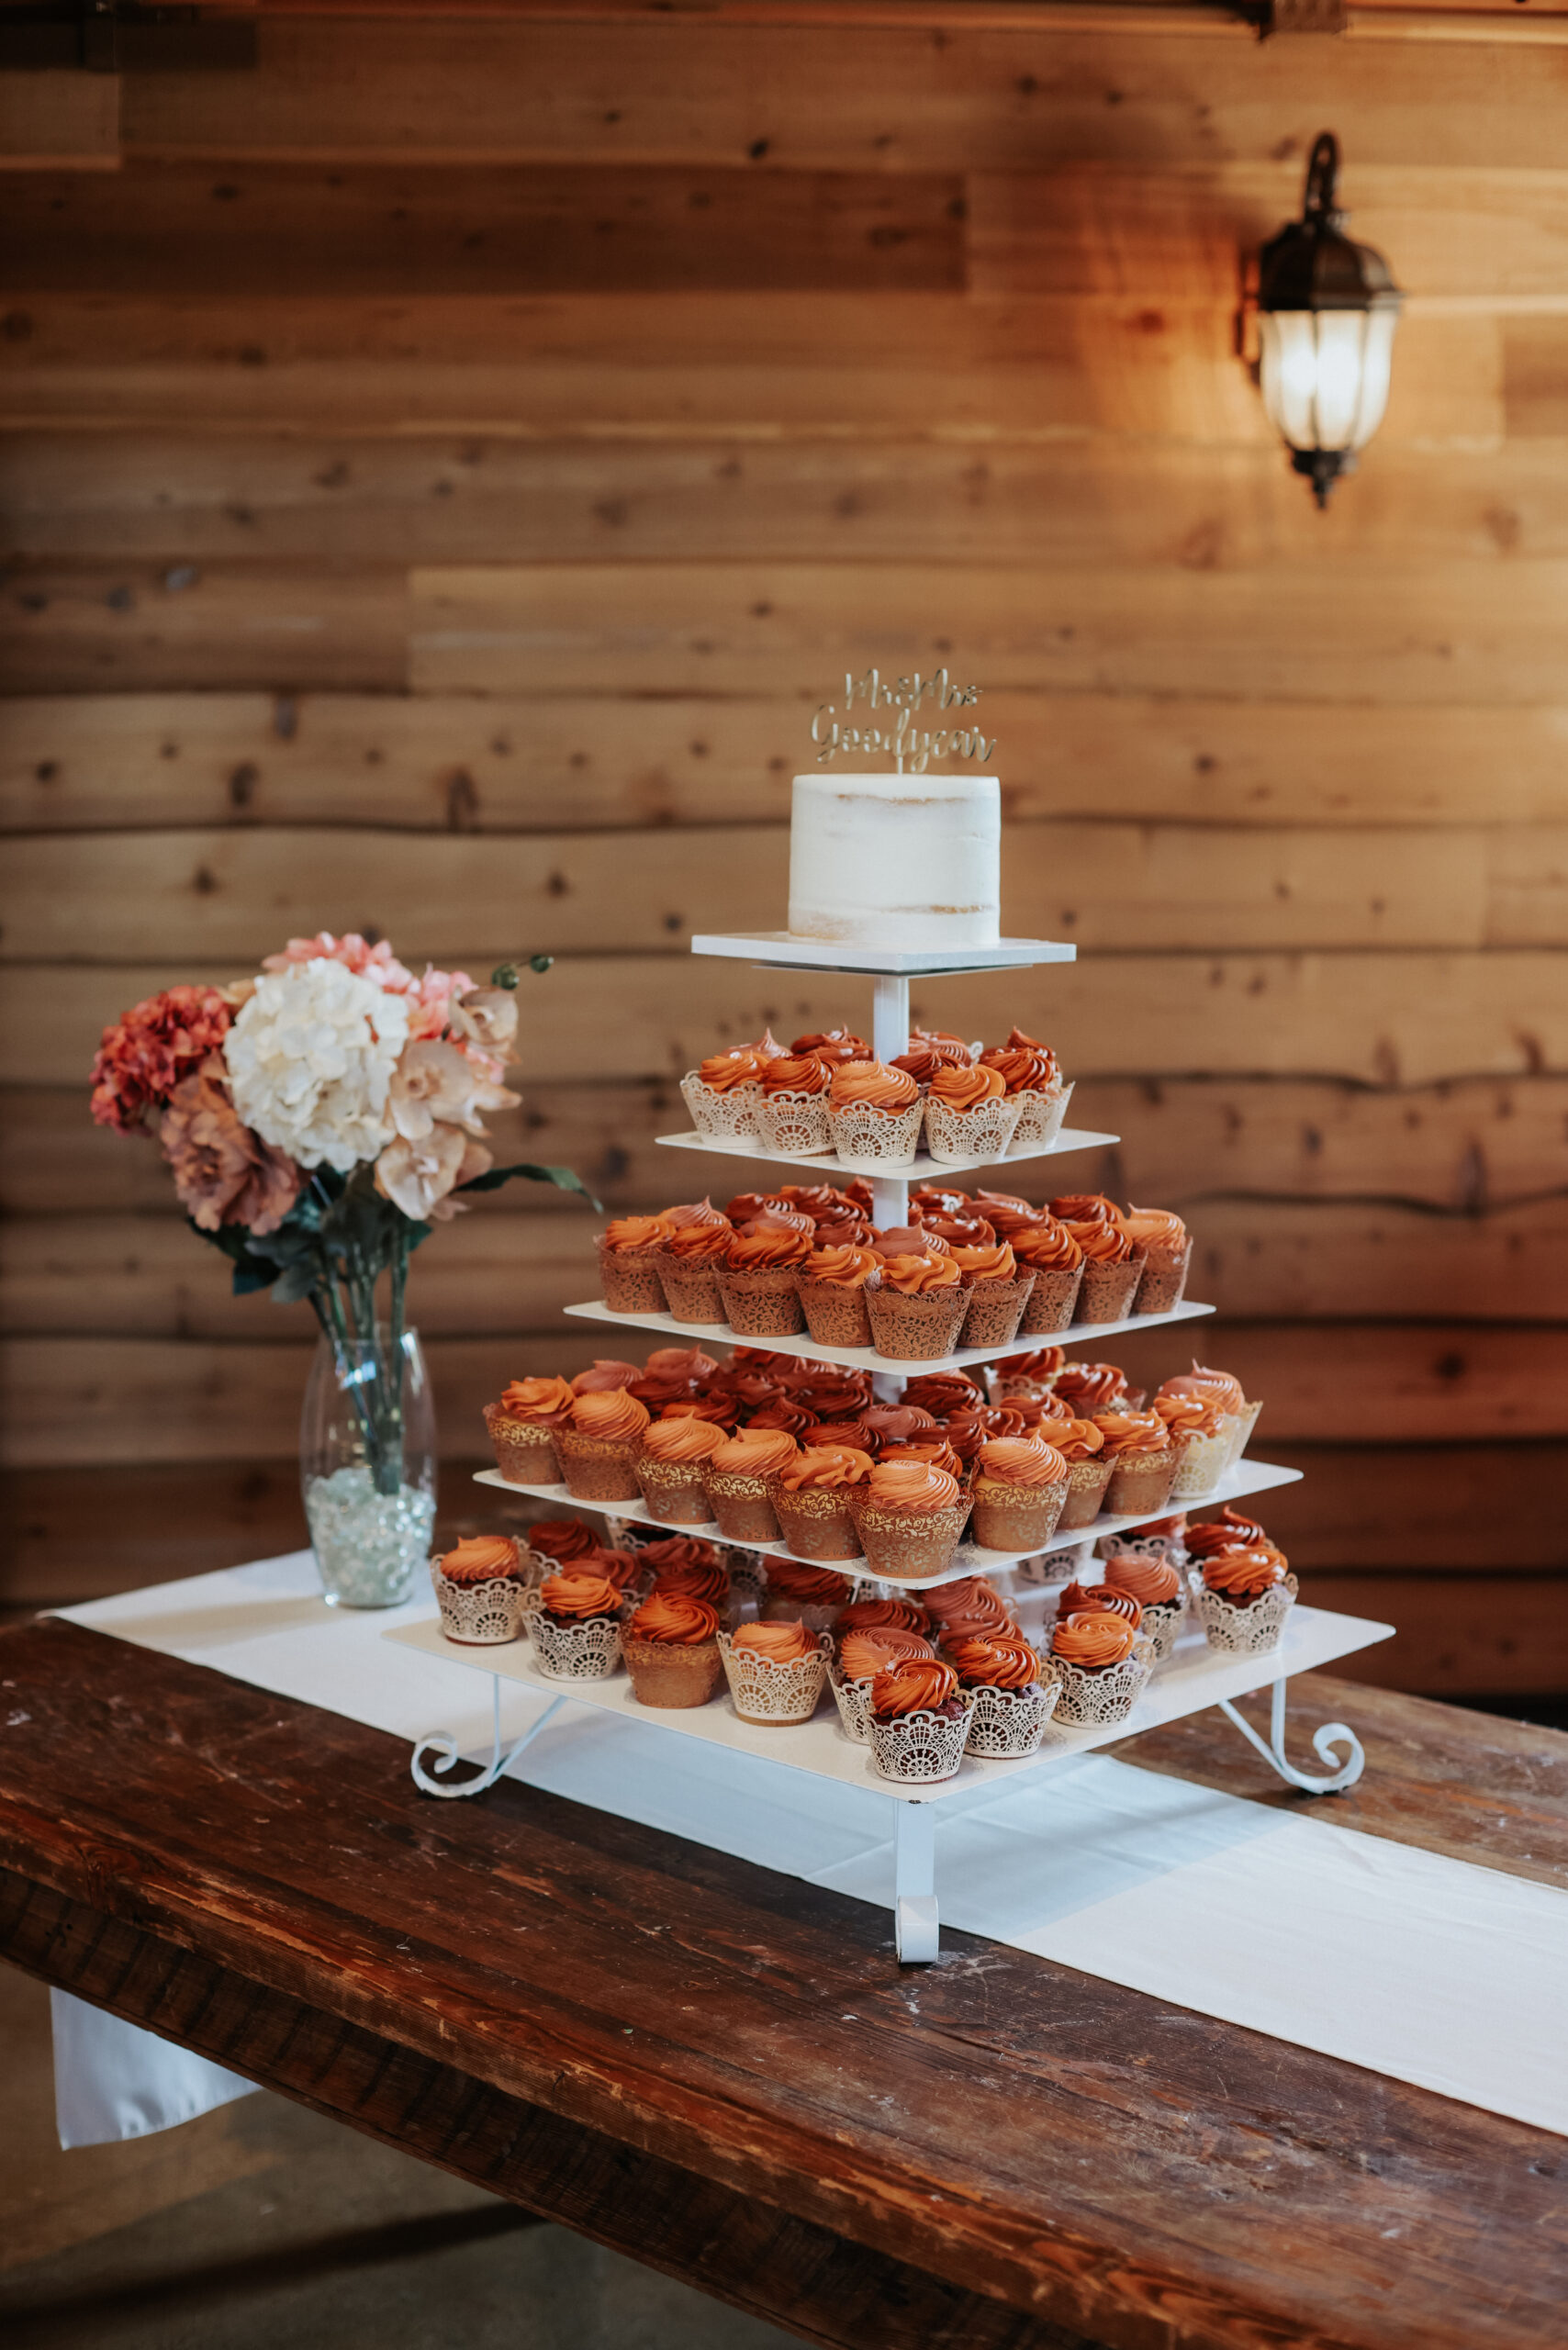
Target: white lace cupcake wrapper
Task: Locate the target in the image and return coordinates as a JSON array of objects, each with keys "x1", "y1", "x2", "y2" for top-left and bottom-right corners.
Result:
[
  {"x1": 429, "y1": 1563, "x2": 532, "y2": 1645},
  {"x1": 963, "y1": 1679, "x2": 1060, "y2": 1757},
  {"x1": 922, "y1": 1093, "x2": 1024, "y2": 1166},
  {"x1": 1188, "y1": 1572, "x2": 1298, "y2": 1655},
  {"x1": 755, "y1": 1091, "x2": 834, "y2": 1156},
  {"x1": 1040, "y1": 1637, "x2": 1156, "y2": 1728},
  {"x1": 530, "y1": 1611, "x2": 626, "y2": 1679},
  {"x1": 717, "y1": 1629, "x2": 832, "y2": 1723},
  {"x1": 679, "y1": 1070, "x2": 763, "y2": 1146},
  {"x1": 1007, "y1": 1080, "x2": 1072, "y2": 1150},
  {"x1": 826, "y1": 1099, "x2": 924, "y2": 1169},
  {"x1": 868, "y1": 1695, "x2": 978, "y2": 1784}
]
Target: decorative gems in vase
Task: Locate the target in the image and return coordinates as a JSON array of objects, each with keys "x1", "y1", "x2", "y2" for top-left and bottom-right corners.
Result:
[{"x1": 89, "y1": 932, "x2": 596, "y2": 1606}]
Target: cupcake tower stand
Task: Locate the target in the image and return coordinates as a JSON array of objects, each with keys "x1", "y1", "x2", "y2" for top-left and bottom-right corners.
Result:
[{"x1": 387, "y1": 930, "x2": 1392, "y2": 1961}]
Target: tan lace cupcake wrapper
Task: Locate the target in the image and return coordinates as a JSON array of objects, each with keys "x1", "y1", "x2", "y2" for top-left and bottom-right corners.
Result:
[
  {"x1": 1133, "y1": 1235, "x2": 1193, "y2": 1316},
  {"x1": 482, "y1": 1406, "x2": 561, "y2": 1485},
  {"x1": 769, "y1": 1481, "x2": 865, "y2": 1562},
  {"x1": 655, "y1": 1248, "x2": 730, "y2": 1325},
  {"x1": 718, "y1": 1264, "x2": 807, "y2": 1338},
  {"x1": 958, "y1": 1270, "x2": 1036, "y2": 1352},
  {"x1": 634, "y1": 1456, "x2": 720, "y2": 1527},
  {"x1": 703, "y1": 1465, "x2": 784, "y2": 1543},
  {"x1": 969, "y1": 1474, "x2": 1068, "y2": 1554},
  {"x1": 554, "y1": 1426, "x2": 644, "y2": 1502},
  {"x1": 865, "y1": 1282, "x2": 969, "y2": 1361},
  {"x1": 597, "y1": 1237, "x2": 669, "y2": 1316},
  {"x1": 1057, "y1": 1454, "x2": 1114, "y2": 1529},
  {"x1": 1076, "y1": 1251, "x2": 1147, "y2": 1326},
  {"x1": 846, "y1": 1494, "x2": 971, "y2": 1582},
  {"x1": 795, "y1": 1274, "x2": 875, "y2": 1349},
  {"x1": 1016, "y1": 1262, "x2": 1085, "y2": 1337}
]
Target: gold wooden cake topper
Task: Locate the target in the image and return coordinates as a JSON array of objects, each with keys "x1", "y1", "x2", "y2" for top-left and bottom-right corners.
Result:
[{"x1": 809, "y1": 668, "x2": 996, "y2": 775}]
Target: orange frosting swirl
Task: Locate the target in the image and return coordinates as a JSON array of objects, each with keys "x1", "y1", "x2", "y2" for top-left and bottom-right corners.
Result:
[
  {"x1": 635, "y1": 1533, "x2": 723, "y2": 1576},
  {"x1": 1125, "y1": 1204, "x2": 1187, "y2": 1252},
  {"x1": 902, "y1": 1371, "x2": 984, "y2": 1415},
  {"x1": 972, "y1": 1191, "x2": 1047, "y2": 1240},
  {"x1": 569, "y1": 1388, "x2": 652, "y2": 1444},
  {"x1": 1068, "y1": 1219, "x2": 1136, "y2": 1264},
  {"x1": 877, "y1": 1252, "x2": 962, "y2": 1296},
  {"x1": 437, "y1": 1536, "x2": 521, "y2": 1585},
  {"x1": 872, "y1": 1224, "x2": 948, "y2": 1259},
  {"x1": 977, "y1": 1436, "x2": 1069, "y2": 1488},
  {"x1": 979, "y1": 1037, "x2": 1059, "y2": 1094},
  {"x1": 660, "y1": 1202, "x2": 727, "y2": 1235},
  {"x1": 494, "y1": 1375, "x2": 575, "y2": 1427},
  {"x1": 923, "y1": 1581, "x2": 1016, "y2": 1640},
  {"x1": 945, "y1": 1632, "x2": 1040, "y2": 1690},
  {"x1": 1160, "y1": 1362, "x2": 1247, "y2": 1416},
  {"x1": 572, "y1": 1359, "x2": 643, "y2": 1393},
  {"x1": 837, "y1": 1597, "x2": 930, "y2": 1635},
  {"x1": 865, "y1": 1458, "x2": 961, "y2": 1514},
  {"x1": 1052, "y1": 1363, "x2": 1127, "y2": 1413},
  {"x1": 710, "y1": 1427, "x2": 800, "y2": 1477},
  {"x1": 1103, "y1": 1556, "x2": 1182, "y2": 1606},
  {"x1": 1049, "y1": 1417, "x2": 1105, "y2": 1461},
  {"x1": 766, "y1": 1556, "x2": 854, "y2": 1605},
  {"x1": 890, "y1": 1046, "x2": 948, "y2": 1086},
  {"x1": 881, "y1": 1438, "x2": 966, "y2": 1482},
  {"x1": 1058, "y1": 1580, "x2": 1144, "y2": 1627},
  {"x1": 1184, "y1": 1510, "x2": 1270, "y2": 1559},
  {"x1": 541, "y1": 1570, "x2": 623, "y2": 1621},
  {"x1": 994, "y1": 1344, "x2": 1066, "y2": 1382},
  {"x1": 830, "y1": 1059, "x2": 919, "y2": 1111},
  {"x1": 838, "y1": 1628, "x2": 935, "y2": 1680},
  {"x1": 950, "y1": 1242, "x2": 1017, "y2": 1284},
  {"x1": 1092, "y1": 1411, "x2": 1170, "y2": 1459},
  {"x1": 779, "y1": 1444, "x2": 873, "y2": 1491},
  {"x1": 870, "y1": 1657, "x2": 958, "y2": 1719},
  {"x1": 1052, "y1": 1612, "x2": 1136, "y2": 1669},
  {"x1": 731, "y1": 1619, "x2": 818, "y2": 1664},
  {"x1": 1011, "y1": 1220, "x2": 1083, "y2": 1272},
  {"x1": 697, "y1": 1047, "x2": 767, "y2": 1091},
  {"x1": 1203, "y1": 1547, "x2": 1288, "y2": 1602},
  {"x1": 929, "y1": 1061, "x2": 1006, "y2": 1109},
  {"x1": 662, "y1": 1220, "x2": 733, "y2": 1263},
  {"x1": 791, "y1": 1028, "x2": 870, "y2": 1061},
  {"x1": 761, "y1": 1053, "x2": 832, "y2": 1097},
  {"x1": 601, "y1": 1213, "x2": 676, "y2": 1255},
  {"x1": 1153, "y1": 1393, "x2": 1225, "y2": 1438},
  {"x1": 911, "y1": 1026, "x2": 974, "y2": 1064},
  {"x1": 1050, "y1": 1193, "x2": 1126, "y2": 1230},
  {"x1": 805, "y1": 1244, "x2": 878, "y2": 1288},
  {"x1": 726, "y1": 1227, "x2": 812, "y2": 1270},
  {"x1": 626, "y1": 1590, "x2": 721, "y2": 1644},
  {"x1": 526, "y1": 1516, "x2": 601, "y2": 1563},
  {"x1": 640, "y1": 1415, "x2": 725, "y2": 1464}
]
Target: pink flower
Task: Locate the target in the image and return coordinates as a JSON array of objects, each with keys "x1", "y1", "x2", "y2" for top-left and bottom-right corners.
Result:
[
  {"x1": 262, "y1": 932, "x2": 416, "y2": 991},
  {"x1": 159, "y1": 1056, "x2": 303, "y2": 1235},
  {"x1": 402, "y1": 963, "x2": 477, "y2": 1042},
  {"x1": 375, "y1": 1125, "x2": 492, "y2": 1222},
  {"x1": 90, "y1": 986, "x2": 233, "y2": 1136}
]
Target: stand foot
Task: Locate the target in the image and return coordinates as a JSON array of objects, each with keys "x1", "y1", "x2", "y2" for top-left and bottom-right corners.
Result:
[
  {"x1": 1217, "y1": 1679, "x2": 1364, "y2": 1796},
  {"x1": 893, "y1": 1799, "x2": 939, "y2": 1963},
  {"x1": 411, "y1": 1681, "x2": 568, "y2": 1799}
]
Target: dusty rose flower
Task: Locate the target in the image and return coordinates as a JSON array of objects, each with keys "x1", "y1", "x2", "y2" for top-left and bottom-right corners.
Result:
[
  {"x1": 262, "y1": 932, "x2": 416, "y2": 990},
  {"x1": 448, "y1": 986, "x2": 519, "y2": 1059},
  {"x1": 159, "y1": 1056, "x2": 302, "y2": 1235},
  {"x1": 375, "y1": 1123, "x2": 492, "y2": 1222},
  {"x1": 388, "y1": 1038, "x2": 519, "y2": 1142},
  {"x1": 402, "y1": 964, "x2": 478, "y2": 1042},
  {"x1": 91, "y1": 986, "x2": 233, "y2": 1136}
]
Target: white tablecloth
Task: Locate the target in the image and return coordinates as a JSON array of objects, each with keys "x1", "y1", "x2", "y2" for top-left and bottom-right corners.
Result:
[{"x1": 47, "y1": 1554, "x2": 1568, "y2": 2144}]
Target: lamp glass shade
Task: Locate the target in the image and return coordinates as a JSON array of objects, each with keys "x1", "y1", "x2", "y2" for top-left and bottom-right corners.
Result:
[{"x1": 1258, "y1": 306, "x2": 1397, "y2": 456}]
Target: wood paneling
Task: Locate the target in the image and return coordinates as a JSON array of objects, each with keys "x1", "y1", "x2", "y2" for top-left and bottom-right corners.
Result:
[{"x1": 0, "y1": 71, "x2": 119, "y2": 170}]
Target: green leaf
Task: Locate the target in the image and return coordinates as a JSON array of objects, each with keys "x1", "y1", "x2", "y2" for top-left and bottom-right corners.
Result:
[
  {"x1": 459, "y1": 1160, "x2": 601, "y2": 1212},
  {"x1": 271, "y1": 1259, "x2": 322, "y2": 1306}
]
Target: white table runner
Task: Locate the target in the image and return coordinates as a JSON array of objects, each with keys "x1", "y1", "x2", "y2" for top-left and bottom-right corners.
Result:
[{"x1": 47, "y1": 1553, "x2": 1568, "y2": 2144}]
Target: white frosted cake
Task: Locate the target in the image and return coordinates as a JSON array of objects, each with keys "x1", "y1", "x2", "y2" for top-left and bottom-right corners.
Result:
[{"x1": 787, "y1": 772, "x2": 1001, "y2": 949}]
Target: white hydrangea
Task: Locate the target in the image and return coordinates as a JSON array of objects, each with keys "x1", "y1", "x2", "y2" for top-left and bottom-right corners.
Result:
[{"x1": 224, "y1": 958, "x2": 410, "y2": 1172}]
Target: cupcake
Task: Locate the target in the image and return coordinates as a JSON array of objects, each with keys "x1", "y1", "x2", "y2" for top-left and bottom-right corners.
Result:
[
  {"x1": 1040, "y1": 1415, "x2": 1114, "y2": 1529},
  {"x1": 1045, "y1": 1607, "x2": 1151, "y2": 1727},
  {"x1": 1158, "y1": 1364, "x2": 1260, "y2": 1472},
  {"x1": 571, "y1": 1357, "x2": 643, "y2": 1392},
  {"x1": 1152, "y1": 1393, "x2": 1231, "y2": 1502},
  {"x1": 1054, "y1": 1578, "x2": 1143, "y2": 1631},
  {"x1": 532, "y1": 1568, "x2": 626, "y2": 1678},
  {"x1": 921, "y1": 1573, "x2": 1017, "y2": 1642},
  {"x1": 555, "y1": 1386, "x2": 652, "y2": 1503},
  {"x1": 1097, "y1": 1512, "x2": 1188, "y2": 1571},
  {"x1": 718, "y1": 1225, "x2": 813, "y2": 1337},
  {"x1": 637, "y1": 1535, "x2": 730, "y2": 1607},
  {"x1": 655, "y1": 1217, "x2": 734, "y2": 1325},
  {"x1": 1183, "y1": 1507, "x2": 1269, "y2": 1562},
  {"x1": 865, "y1": 1250, "x2": 969, "y2": 1361},
  {"x1": 430, "y1": 1535, "x2": 529, "y2": 1645},
  {"x1": 524, "y1": 1516, "x2": 600, "y2": 1573},
  {"x1": 944, "y1": 1628, "x2": 1058, "y2": 1758},
  {"x1": 1101, "y1": 1551, "x2": 1187, "y2": 1662},
  {"x1": 978, "y1": 1029, "x2": 1071, "y2": 1151},
  {"x1": 703, "y1": 1427, "x2": 800, "y2": 1541},
  {"x1": 848, "y1": 1456, "x2": 970, "y2": 1582},
  {"x1": 989, "y1": 1345, "x2": 1067, "y2": 1401},
  {"x1": 950, "y1": 1240, "x2": 1036, "y2": 1351},
  {"x1": 596, "y1": 1214, "x2": 676, "y2": 1315},
  {"x1": 827, "y1": 1059, "x2": 924, "y2": 1169},
  {"x1": 796, "y1": 1242, "x2": 879, "y2": 1349},
  {"x1": 771, "y1": 1442, "x2": 873, "y2": 1561},
  {"x1": 577, "y1": 1541, "x2": 650, "y2": 1598},
  {"x1": 867, "y1": 1656, "x2": 974, "y2": 1785},
  {"x1": 763, "y1": 1554, "x2": 856, "y2": 1629},
  {"x1": 756, "y1": 1051, "x2": 834, "y2": 1157},
  {"x1": 719, "y1": 1618, "x2": 828, "y2": 1724},
  {"x1": 635, "y1": 1412, "x2": 725, "y2": 1524},
  {"x1": 621, "y1": 1588, "x2": 724, "y2": 1707},
  {"x1": 1051, "y1": 1360, "x2": 1130, "y2": 1417},
  {"x1": 901, "y1": 1370, "x2": 985, "y2": 1416},
  {"x1": 1191, "y1": 1542, "x2": 1296, "y2": 1655},
  {"x1": 790, "y1": 1028, "x2": 870, "y2": 1065},
  {"x1": 1125, "y1": 1205, "x2": 1192, "y2": 1315},
  {"x1": 923, "y1": 1060, "x2": 1023, "y2": 1166},
  {"x1": 1011, "y1": 1221, "x2": 1085, "y2": 1337},
  {"x1": 679, "y1": 1042, "x2": 770, "y2": 1147},
  {"x1": 1061, "y1": 1214, "x2": 1144, "y2": 1326},
  {"x1": 970, "y1": 1435, "x2": 1070, "y2": 1553},
  {"x1": 1092, "y1": 1411, "x2": 1176, "y2": 1517},
  {"x1": 481, "y1": 1375, "x2": 575, "y2": 1484}
]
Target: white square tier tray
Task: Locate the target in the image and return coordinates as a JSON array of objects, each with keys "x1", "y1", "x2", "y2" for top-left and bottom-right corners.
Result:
[
  {"x1": 655, "y1": 1125, "x2": 1119, "y2": 1180},
  {"x1": 689, "y1": 932, "x2": 1076, "y2": 975}
]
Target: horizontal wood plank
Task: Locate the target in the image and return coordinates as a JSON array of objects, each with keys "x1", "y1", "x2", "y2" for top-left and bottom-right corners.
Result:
[
  {"x1": 115, "y1": 19, "x2": 1568, "y2": 172},
  {"x1": 7, "y1": 1196, "x2": 1567, "y2": 1340},
  {"x1": 9, "y1": 952, "x2": 1566, "y2": 1089},
  {"x1": 1307, "y1": 1572, "x2": 1568, "y2": 1695},
  {"x1": 0, "y1": 296, "x2": 1499, "y2": 448},
  {"x1": 409, "y1": 556, "x2": 1568, "y2": 705},
  {"x1": 11, "y1": 819, "x2": 1554, "y2": 958},
  {"x1": 5, "y1": 1323, "x2": 1564, "y2": 1468},
  {"x1": 0, "y1": 71, "x2": 119, "y2": 171}
]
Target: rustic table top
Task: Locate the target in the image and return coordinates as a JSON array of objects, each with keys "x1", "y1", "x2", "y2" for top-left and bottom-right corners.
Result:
[{"x1": 1, "y1": 1617, "x2": 1564, "y2": 2350}]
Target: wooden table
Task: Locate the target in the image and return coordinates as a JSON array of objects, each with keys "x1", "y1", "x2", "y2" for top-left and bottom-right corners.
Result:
[{"x1": 2, "y1": 1616, "x2": 1563, "y2": 2350}]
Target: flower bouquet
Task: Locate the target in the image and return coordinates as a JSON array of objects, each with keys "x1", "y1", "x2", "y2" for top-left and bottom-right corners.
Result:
[{"x1": 90, "y1": 931, "x2": 594, "y2": 1606}]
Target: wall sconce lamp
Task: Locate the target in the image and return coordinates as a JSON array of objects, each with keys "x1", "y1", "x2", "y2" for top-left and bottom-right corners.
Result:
[{"x1": 1255, "y1": 133, "x2": 1404, "y2": 509}]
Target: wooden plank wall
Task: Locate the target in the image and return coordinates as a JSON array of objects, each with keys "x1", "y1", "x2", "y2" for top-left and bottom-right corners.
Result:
[{"x1": 3, "y1": 10, "x2": 1566, "y2": 1693}]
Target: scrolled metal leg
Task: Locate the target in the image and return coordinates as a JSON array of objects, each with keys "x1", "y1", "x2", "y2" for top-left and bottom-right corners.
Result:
[
  {"x1": 893, "y1": 1798, "x2": 939, "y2": 1964},
  {"x1": 411, "y1": 1681, "x2": 568, "y2": 1800},
  {"x1": 1216, "y1": 1678, "x2": 1365, "y2": 1796}
]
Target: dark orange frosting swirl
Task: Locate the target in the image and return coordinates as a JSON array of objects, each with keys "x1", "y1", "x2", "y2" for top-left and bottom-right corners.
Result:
[
  {"x1": 636, "y1": 1533, "x2": 724, "y2": 1577},
  {"x1": 1185, "y1": 1510, "x2": 1271, "y2": 1559},
  {"x1": 870, "y1": 1657, "x2": 958, "y2": 1719},
  {"x1": 1058, "y1": 1580, "x2": 1143, "y2": 1627},
  {"x1": 726, "y1": 1226, "x2": 812, "y2": 1270},
  {"x1": 837, "y1": 1596, "x2": 931, "y2": 1636},
  {"x1": 1203, "y1": 1547, "x2": 1288, "y2": 1602},
  {"x1": 902, "y1": 1371, "x2": 984, "y2": 1415},
  {"x1": 710, "y1": 1427, "x2": 799, "y2": 1477},
  {"x1": 994, "y1": 1345, "x2": 1067, "y2": 1384},
  {"x1": 731, "y1": 1620, "x2": 818, "y2": 1663},
  {"x1": 663, "y1": 1220, "x2": 734, "y2": 1263},
  {"x1": 945, "y1": 1632, "x2": 1040, "y2": 1690},
  {"x1": 761, "y1": 1053, "x2": 833, "y2": 1097},
  {"x1": 1159, "y1": 1362, "x2": 1247, "y2": 1416},
  {"x1": 1092, "y1": 1410, "x2": 1169, "y2": 1459},
  {"x1": 923, "y1": 1576, "x2": 1015, "y2": 1636},
  {"x1": 877, "y1": 1252, "x2": 962, "y2": 1295},
  {"x1": 640, "y1": 1415, "x2": 725, "y2": 1464},
  {"x1": 1052, "y1": 1612, "x2": 1136, "y2": 1669},
  {"x1": 526, "y1": 1517, "x2": 600, "y2": 1562},
  {"x1": 1054, "y1": 1364, "x2": 1128, "y2": 1414},
  {"x1": 1125, "y1": 1205, "x2": 1187, "y2": 1252},
  {"x1": 1011, "y1": 1220, "x2": 1083, "y2": 1272},
  {"x1": 626, "y1": 1590, "x2": 721, "y2": 1644},
  {"x1": 779, "y1": 1444, "x2": 873, "y2": 1491},
  {"x1": 1154, "y1": 1393, "x2": 1226, "y2": 1438},
  {"x1": 493, "y1": 1375, "x2": 576, "y2": 1427},
  {"x1": 541, "y1": 1570, "x2": 623, "y2": 1622},
  {"x1": 569, "y1": 1389, "x2": 652, "y2": 1443},
  {"x1": 977, "y1": 1436, "x2": 1069, "y2": 1488},
  {"x1": 437, "y1": 1536, "x2": 521, "y2": 1585},
  {"x1": 697, "y1": 1047, "x2": 767, "y2": 1091},
  {"x1": 979, "y1": 1032, "x2": 1060, "y2": 1094},
  {"x1": 805, "y1": 1244, "x2": 878, "y2": 1287},
  {"x1": 865, "y1": 1458, "x2": 961, "y2": 1514},
  {"x1": 1068, "y1": 1219, "x2": 1136, "y2": 1265},
  {"x1": 1049, "y1": 1193, "x2": 1126, "y2": 1230},
  {"x1": 929, "y1": 1062, "x2": 1006, "y2": 1109},
  {"x1": 1103, "y1": 1556, "x2": 1182, "y2": 1606},
  {"x1": 601, "y1": 1213, "x2": 676, "y2": 1255},
  {"x1": 950, "y1": 1241, "x2": 1017, "y2": 1284},
  {"x1": 830, "y1": 1059, "x2": 919, "y2": 1111},
  {"x1": 791, "y1": 1029, "x2": 870, "y2": 1061},
  {"x1": 971, "y1": 1191, "x2": 1047, "y2": 1241},
  {"x1": 838, "y1": 1628, "x2": 935, "y2": 1680},
  {"x1": 766, "y1": 1557, "x2": 854, "y2": 1605},
  {"x1": 572, "y1": 1359, "x2": 643, "y2": 1392}
]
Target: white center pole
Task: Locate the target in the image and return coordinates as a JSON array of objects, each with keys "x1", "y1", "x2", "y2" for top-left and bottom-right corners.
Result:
[{"x1": 869, "y1": 973, "x2": 910, "y2": 1401}]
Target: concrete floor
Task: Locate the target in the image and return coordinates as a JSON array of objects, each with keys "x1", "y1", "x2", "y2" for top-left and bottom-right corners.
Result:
[{"x1": 1, "y1": 1966, "x2": 797, "y2": 2350}]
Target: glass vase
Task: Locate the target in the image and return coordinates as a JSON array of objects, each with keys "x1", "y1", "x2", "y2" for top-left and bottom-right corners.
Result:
[{"x1": 300, "y1": 1326, "x2": 437, "y2": 1607}]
